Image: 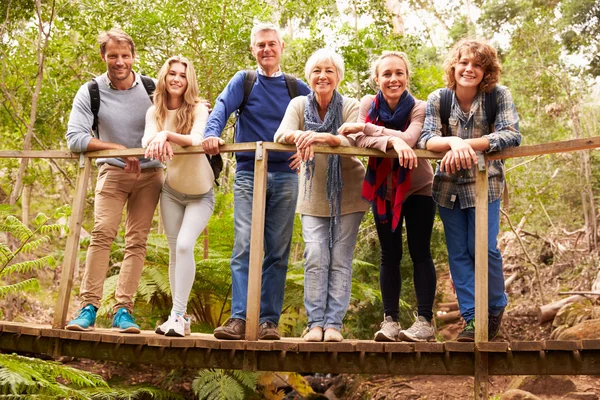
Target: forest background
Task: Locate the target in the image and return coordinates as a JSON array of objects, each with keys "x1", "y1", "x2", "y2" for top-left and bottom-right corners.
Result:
[{"x1": 1, "y1": 0, "x2": 600, "y2": 383}]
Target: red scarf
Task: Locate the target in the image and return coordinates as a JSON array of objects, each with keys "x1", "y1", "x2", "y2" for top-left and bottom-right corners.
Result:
[{"x1": 361, "y1": 94, "x2": 412, "y2": 231}]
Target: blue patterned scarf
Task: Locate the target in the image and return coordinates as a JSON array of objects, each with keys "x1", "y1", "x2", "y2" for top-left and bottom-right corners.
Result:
[{"x1": 303, "y1": 90, "x2": 344, "y2": 247}]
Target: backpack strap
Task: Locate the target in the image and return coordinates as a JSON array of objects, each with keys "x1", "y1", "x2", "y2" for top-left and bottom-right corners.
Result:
[
  {"x1": 238, "y1": 70, "x2": 257, "y2": 117},
  {"x1": 485, "y1": 86, "x2": 498, "y2": 132},
  {"x1": 283, "y1": 72, "x2": 299, "y2": 99},
  {"x1": 87, "y1": 75, "x2": 155, "y2": 138},
  {"x1": 88, "y1": 78, "x2": 101, "y2": 138},
  {"x1": 439, "y1": 88, "x2": 452, "y2": 137}
]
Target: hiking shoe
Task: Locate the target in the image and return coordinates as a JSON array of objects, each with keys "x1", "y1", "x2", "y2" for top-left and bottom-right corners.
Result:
[
  {"x1": 66, "y1": 304, "x2": 97, "y2": 331},
  {"x1": 399, "y1": 315, "x2": 436, "y2": 342},
  {"x1": 164, "y1": 314, "x2": 186, "y2": 338},
  {"x1": 489, "y1": 310, "x2": 504, "y2": 341},
  {"x1": 213, "y1": 318, "x2": 246, "y2": 340},
  {"x1": 456, "y1": 319, "x2": 475, "y2": 342},
  {"x1": 258, "y1": 321, "x2": 280, "y2": 340},
  {"x1": 156, "y1": 314, "x2": 191, "y2": 336},
  {"x1": 112, "y1": 308, "x2": 141, "y2": 334},
  {"x1": 374, "y1": 315, "x2": 400, "y2": 342}
]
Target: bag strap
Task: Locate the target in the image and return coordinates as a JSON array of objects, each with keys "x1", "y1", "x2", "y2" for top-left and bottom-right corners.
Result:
[
  {"x1": 87, "y1": 75, "x2": 155, "y2": 138},
  {"x1": 439, "y1": 88, "x2": 452, "y2": 137},
  {"x1": 485, "y1": 86, "x2": 498, "y2": 132},
  {"x1": 238, "y1": 70, "x2": 258, "y2": 117},
  {"x1": 283, "y1": 72, "x2": 299, "y2": 99}
]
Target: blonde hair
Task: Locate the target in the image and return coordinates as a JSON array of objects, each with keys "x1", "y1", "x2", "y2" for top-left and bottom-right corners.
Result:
[
  {"x1": 371, "y1": 51, "x2": 411, "y2": 88},
  {"x1": 153, "y1": 56, "x2": 200, "y2": 135},
  {"x1": 98, "y1": 29, "x2": 135, "y2": 56},
  {"x1": 304, "y1": 48, "x2": 345, "y2": 88},
  {"x1": 443, "y1": 39, "x2": 501, "y2": 93}
]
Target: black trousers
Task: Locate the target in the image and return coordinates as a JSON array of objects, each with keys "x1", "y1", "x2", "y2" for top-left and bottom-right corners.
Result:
[{"x1": 374, "y1": 195, "x2": 437, "y2": 321}]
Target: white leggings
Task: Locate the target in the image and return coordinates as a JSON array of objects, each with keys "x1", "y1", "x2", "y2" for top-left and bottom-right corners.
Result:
[{"x1": 160, "y1": 183, "x2": 215, "y2": 314}]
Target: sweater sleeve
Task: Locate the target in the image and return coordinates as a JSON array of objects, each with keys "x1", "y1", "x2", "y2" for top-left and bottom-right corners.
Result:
[
  {"x1": 189, "y1": 103, "x2": 210, "y2": 146},
  {"x1": 65, "y1": 83, "x2": 94, "y2": 152},
  {"x1": 274, "y1": 96, "x2": 305, "y2": 143},
  {"x1": 339, "y1": 97, "x2": 359, "y2": 147},
  {"x1": 204, "y1": 71, "x2": 246, "y2": 139},
  {"x1": 142, "y1": 106, "x2": 158, "y2": 148}
]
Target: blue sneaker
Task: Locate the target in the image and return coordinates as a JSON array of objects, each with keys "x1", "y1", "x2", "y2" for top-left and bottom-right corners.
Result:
[
  {"x1": 112, "y1": 308, "x2": 141, "y2": 334},
  {"x1": 66, "y1": 304, "x2": 97, "y2": 331}
]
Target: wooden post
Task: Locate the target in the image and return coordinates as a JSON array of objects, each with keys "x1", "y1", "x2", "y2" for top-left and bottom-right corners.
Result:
[
  {"x1": 53, "y1": 155, "x2": 92, "y2": 328},
  {"x1": 474, "y1": 153, "x2": 489, "y2": 399},
  {"x1": 245, "y1": 142, "x2": 268, "y2": 341}
]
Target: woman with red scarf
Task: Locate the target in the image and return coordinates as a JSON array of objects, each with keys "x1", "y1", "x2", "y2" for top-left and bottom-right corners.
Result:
[{"x1": 339, "y1": 51, "x2": 436, "y2": 342}]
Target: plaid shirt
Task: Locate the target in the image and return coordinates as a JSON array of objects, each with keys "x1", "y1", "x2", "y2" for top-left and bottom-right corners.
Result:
[{"x1": 418, "y1": 85, "x2": 521, "y2": 209}]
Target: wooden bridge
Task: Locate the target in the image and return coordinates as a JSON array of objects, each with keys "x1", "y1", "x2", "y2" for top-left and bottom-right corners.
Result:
[{"x1": 2, "y1": 138, "x2": 600, "y2": 399}]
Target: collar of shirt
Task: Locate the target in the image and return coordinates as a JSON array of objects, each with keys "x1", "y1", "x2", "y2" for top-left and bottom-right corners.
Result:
[
  {"x1": 257, "y1": 66, "x2": 282, "y2": 77},
  {"x1": 104, "y1": 71, "x2": 138, "y2": 90}
]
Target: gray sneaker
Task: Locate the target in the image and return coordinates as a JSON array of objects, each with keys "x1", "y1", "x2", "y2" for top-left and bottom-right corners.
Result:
[
  {"x1": 399, "y1": 315, "x2": 435, "y2": 342},
  {"x1": 374, "y1": 315, "x2": 400, "y2": 342}
]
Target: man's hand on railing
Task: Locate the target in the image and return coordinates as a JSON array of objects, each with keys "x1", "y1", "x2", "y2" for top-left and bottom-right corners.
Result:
[
  {"x1": 202, "y1": 137, "x2": 225, "y2": 155},
  {"x1": 124, "y1": 157, "x2": 141, "y2": 177},
  {"x1": 288, "y1": 152, "x2": 302, "y2": 173}
]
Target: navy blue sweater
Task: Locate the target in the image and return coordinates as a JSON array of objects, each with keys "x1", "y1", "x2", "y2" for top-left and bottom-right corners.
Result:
[{"x1": 204, "y1": 70, "x2": 310, "y2": 173}]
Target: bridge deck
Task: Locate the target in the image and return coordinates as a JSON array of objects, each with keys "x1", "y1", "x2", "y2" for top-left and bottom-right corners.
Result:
[{"x1": 2, "y1": 321, "x2": 599, "y2": 376}]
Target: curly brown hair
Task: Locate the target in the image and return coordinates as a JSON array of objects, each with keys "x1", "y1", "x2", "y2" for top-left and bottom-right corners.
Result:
[{"x1": 443, "y1": 39, "x2": 501, "y2": 93}]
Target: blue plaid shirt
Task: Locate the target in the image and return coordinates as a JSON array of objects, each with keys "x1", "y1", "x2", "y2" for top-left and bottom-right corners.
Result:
[{"x1": 418, "y1": 85, "x2": 521, "y2": 209}]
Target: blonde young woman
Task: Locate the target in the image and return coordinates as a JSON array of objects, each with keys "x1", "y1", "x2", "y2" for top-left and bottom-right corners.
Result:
[
  {"x1": 142, "y1": 56, "x2": 214, "y2": 337},
  {"x1": 275, "y1": 49, "x2": 368, "y2": 342},
  {"x1": 339, "y1": 52, "x2": 436, "y2": 342}
]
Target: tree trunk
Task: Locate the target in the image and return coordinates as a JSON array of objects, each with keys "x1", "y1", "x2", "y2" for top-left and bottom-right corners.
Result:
[
  {"x1": 21, "y1": 184, "x2": 30, "y2": 227},
  {"x1": 9, "y1": 0, "x2": 56, "y2": 205},
  {"x1": 537, "y1": 295, "x2": 584, "y2": 323}
]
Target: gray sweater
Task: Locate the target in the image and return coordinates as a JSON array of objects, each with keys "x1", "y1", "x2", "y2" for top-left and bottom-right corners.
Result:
[{"x1": 65, "y1": 72, "x2": 163, "y2": 169}]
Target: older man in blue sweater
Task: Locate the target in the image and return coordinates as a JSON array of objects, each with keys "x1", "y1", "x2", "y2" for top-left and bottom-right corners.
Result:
[{"x1": 203, "y1": 22, "x2": 310, "y2": 340}]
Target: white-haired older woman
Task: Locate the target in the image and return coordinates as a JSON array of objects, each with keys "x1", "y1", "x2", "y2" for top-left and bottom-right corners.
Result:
[{"x1": 274, "y1": 49, "x2": 368, "y2": 342}]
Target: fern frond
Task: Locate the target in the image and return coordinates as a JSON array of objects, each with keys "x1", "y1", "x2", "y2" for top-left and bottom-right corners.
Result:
[
  {"x1": 0, "y1": 255, "x2": 55, "y2": 277},
  {"x1": 0, "y1": 278, "x2": 39, "y2": 298},
  {"x1": 84, "y1": 385, "x2": 185, "y2": 399},
  {"x1": 39, "y1": 223, "x2": 66, "y2": 235},
  {"x1": 0, "y1": 243, "x2": 14, "y2": 265},
  {"x1": 31, "y1": 213, "x2": 51, "y2": 229},
  {"x1": 193, "y1": 369, "x2": 247, "y2": 400},
  {"x1": 230, "y1": 369, "x2": 258, "y2": 391},
  {"x1": 137, "y1": 265, "x2": 171, "y2": 303},
  {"x1": 1, "y1": 216, "x2": 33, "y2": 242}
]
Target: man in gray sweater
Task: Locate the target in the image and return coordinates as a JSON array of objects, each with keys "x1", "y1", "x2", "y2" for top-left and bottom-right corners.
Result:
[{"x1": 65, "y1": 29, "x2": 163, "y2": 333}]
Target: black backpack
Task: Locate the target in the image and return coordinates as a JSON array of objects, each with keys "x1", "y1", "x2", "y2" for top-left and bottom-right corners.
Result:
[
  {"x1": 439, "y1": 86, "x2": 498, "y2": 136},
  {"x1": 88, "y1": 75, "x2": 223, "y2": 185},
  {"x1": 237, "y1": 69, "x2": 300, "y2": 116}
]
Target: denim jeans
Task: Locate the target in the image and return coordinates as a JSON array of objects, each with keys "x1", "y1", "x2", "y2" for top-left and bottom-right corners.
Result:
[
  {"x1": 438, "y1": 198, "x2": 507, "y2": 323},
  {"x1": 302, "y1": 212, "x2": 364, "y2": 330},
  {"x1": 230, "y1": 170, "x2": 298, "y2": 325}
]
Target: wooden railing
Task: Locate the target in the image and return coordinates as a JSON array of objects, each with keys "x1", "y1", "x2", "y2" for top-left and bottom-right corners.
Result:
[{"x1": 2, "y1": 136, "x2": 600, "y2": 399}]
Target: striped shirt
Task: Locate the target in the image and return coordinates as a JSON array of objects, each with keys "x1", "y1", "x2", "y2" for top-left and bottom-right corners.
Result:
[{"x1": 418, "y1": 85, "x2": 521, "y2": 209}]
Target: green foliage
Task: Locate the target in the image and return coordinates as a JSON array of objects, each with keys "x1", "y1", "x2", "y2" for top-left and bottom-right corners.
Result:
[
  {"x1": 192, "y1": 369, "x2": 258, "y2": 400},
  {"x1": 0, "y1": 353, "x2": 183, "y2": 399}
]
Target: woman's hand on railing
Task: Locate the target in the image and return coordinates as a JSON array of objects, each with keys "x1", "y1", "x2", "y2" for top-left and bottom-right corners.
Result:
[
  {"x1": 440, "y1": 137, "x2": 478, "y2": 173},
  {"x1": 288, "y1": 152, "x2": 302, "y2": 173},
  {"x1": 338, "y1": 122, "x2": 366, "y2": 136},
  {"x1": 145, "y1": 131, "x2": 173, "y2": 162},
  {"x1": 388, "y1": 137, "x2": 417, "y2": 169}
]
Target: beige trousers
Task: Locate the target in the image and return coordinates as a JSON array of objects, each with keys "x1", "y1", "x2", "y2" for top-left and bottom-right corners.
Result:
[{"x1": 79, "y1": 164, "x2": 163, "y2": 312}]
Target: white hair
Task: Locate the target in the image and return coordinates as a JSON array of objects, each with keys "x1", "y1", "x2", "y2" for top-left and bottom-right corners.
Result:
[
  {"x1": 250, "y1": 22, "x2": 283, "y2": 46},
  {"x1": 304, "y1": 48, "x2": 345, "y2": 88}
]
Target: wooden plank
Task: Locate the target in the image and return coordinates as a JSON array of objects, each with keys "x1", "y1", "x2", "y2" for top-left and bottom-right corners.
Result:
[
  {"x1": 477, "y1": 342, "x2": 509, "y2": 352},
  {"x1": 0, "y1": 150, "x2": 78, "y2": 159},
  {"x1": 510, "y1": 341, "x2": 543, "y2": 351},
  {"x1": 488, "y1": 136, "x2": 600, "y2": 160},
  {"x1": 544, "y1": 340, "x2": 582, "y2": 351},
  {"x1": 86, "y1": 142, "x2": 257, "y2": 159},
  {"x1": 59, "y1": 330, "x2": 81, "y2": 340},
  {"x1": 324, "y1": 341, "x2": 355, "y2": 353},
  {"x1": 445, "y1": 342, "x2": 475, "y2": 352},
  {"x1": 53, "y1": 155, "x2": 92, "y2": 328},
  {"x1": 2, "y1": 324, "x2": 21, "y2": 333},
  {"x1": 40, "y1": 328, "x2": 61, "y2": 338},
  {"x1": 170, "y1": 338, "x2": 196, "y2": 348},
  {"x1": 581, "y1": 340, "x2": 600, "y2": 350},
  {"x1": 272, "y1": 341, "x2": 298, "y2": 352},
  {"x1": 474, "y1": 158, "x2": 489, "y2": 400},
  {"x1": 384, "y1": 342, "x2": 414, "y2": 353},
  {"x1": 220, "y1": 341, "x2": 246, "y2": 350},
  {"x1": 147, "y1": 336, "x2": 172, "y2": 347},
  {"x1": 19, "y1": 326, "x2": 42, "y2": 336},
  {"x1": 355, "y1": 341, "x2": 385, "y2": 352},
  {"x1": 246, "y1": 341, "x2": 273, "y2": 351},
  {"x1": 245, "y1": 142, "x2": 267, "y2": 341},
  {"x1": 195, "y1": 335, "x2": 221, "y2": 350},
  {"x1": 78, "y1": 331, "x2": 103, "y2": 342},
  {"x1": 298, "y1": 342, "x2": 327, "y2": 352},
  {"x1": 414, "y1": 342, "x2": 444, "y2": 353}
]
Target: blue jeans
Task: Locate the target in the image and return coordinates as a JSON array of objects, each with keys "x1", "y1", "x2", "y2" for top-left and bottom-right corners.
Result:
[
  {"x1": 302, "y1": 212, "x2": 364, "y2": 330},
  {"x1": 230, "y1": 170, "x2": 298, "y2": 325},
  {"x1": 438, "y1": 198, "x2": 507, "y2": 323}
]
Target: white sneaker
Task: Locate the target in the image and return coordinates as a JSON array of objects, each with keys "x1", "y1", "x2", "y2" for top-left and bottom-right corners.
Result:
[
  {"x1": 155, "y1": 313, "x2": 191, "y2": 336},
  {"x1": 374, "y1": 315, "x2": 400, "y2": 342},
  {"x1": 398, "y1": 314, "x2": 435, "y2": 342}
]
